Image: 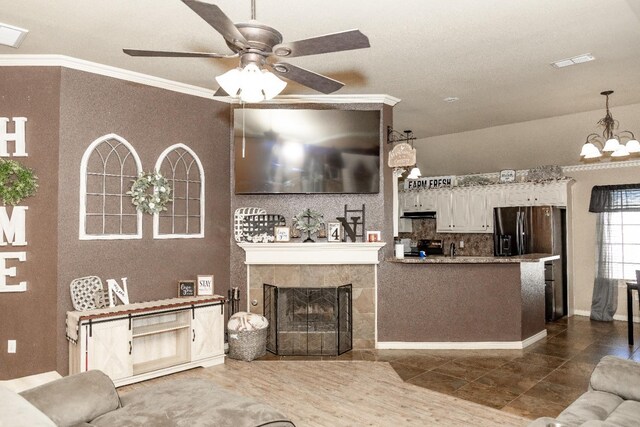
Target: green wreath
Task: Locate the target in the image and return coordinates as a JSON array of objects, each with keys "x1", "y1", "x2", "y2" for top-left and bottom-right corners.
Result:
[
  {"x1": 127, "y1": 171, "x2": 172, "y2": 214},
  {"x1": 0, "y1": 159, "x2": 38, "y2": 205}
]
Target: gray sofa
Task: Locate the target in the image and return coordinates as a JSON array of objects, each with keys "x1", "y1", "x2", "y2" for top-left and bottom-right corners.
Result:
[
  {"x1": 0, "y1": 370, "x2": 295, "y2": 427},
  {"x1": 530, "y1": 356, "x2": 640, "y2": 427}
]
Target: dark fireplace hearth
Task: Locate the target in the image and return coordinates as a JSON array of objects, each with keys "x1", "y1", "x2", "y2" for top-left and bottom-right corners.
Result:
[{"x1": 264, "y1": 284, "x2": 352, "y2": 356}]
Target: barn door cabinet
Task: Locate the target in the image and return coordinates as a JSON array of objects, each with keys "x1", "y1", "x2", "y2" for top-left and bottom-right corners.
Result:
[{"x1": 68, "y1": 296, "x2": 225, "y2": 386}]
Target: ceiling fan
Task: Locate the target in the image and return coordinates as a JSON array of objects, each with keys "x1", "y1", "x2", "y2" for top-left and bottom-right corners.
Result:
[{"x1": 123, "y1": 0, "x2": 370, "y2": 99}]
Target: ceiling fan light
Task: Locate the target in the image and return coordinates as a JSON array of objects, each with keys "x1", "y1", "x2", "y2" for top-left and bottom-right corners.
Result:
[
  {"x1": 625, "y1": 139, "x2": 640, "y2": 153},
  {"x1": 215, "y1": 67, "x2": 242, "y2": 97},
  {"x1": 261, "y1": 70, "x2": 287, "y2": 100},
  {"x1": 611, "y1": 145, "x2": 630, "y2": 158},
  {"x1": 580, "y1": 142, "x2": 601, "y2": 158},
  {"x1": 602, "y1": 138, "x2": 620, "y2": 152}
]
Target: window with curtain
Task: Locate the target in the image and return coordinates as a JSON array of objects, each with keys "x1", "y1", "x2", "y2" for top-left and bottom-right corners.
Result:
[
  {"x1": 603, "y1": 211, "x2": 640, "y2": 280},
  {"x1": 589, "y1": 183, "x2": 640, "y2": 320}
]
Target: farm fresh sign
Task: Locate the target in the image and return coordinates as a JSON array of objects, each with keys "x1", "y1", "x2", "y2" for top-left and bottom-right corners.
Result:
[
  {"x1": 0, "y1": 117, "x2": 30, "y2": 293},
  {"x1": 404, "y1": 175, "x2": 454, "y2": 190}
]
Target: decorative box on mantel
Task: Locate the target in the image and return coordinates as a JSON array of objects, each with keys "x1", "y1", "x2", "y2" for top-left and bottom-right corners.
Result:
[
  {"x1": 237, "y1": 242, "x2": 386, "y2": 350},
  {"x1": 237, "y1": 242, "x2": 386, "y2": 265}
]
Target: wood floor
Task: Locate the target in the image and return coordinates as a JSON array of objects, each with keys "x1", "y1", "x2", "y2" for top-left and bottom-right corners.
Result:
[
  {"x1": 120, "y1": 316, "x2": 639, "y2": 425},
  {"x1": 121, "y1": 359, "x2": 528, "y2": 426}
]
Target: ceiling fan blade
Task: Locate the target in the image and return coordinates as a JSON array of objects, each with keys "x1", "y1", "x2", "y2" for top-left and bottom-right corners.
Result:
[
  {"x1": 272, "y1": 29, "x2": 370, "y2": 58},
  {"x1": 123, "y1": 49, "x2": 238, "y2": 58},
  {"x1": 270, "y1": 63, "x2": 344, "y2": 94},
  {"x1": 182, "y1": 0, "x2": 249, "y2": 49}
]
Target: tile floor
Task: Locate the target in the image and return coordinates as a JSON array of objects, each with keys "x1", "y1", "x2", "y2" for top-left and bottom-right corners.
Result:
[{"x1": 257, "y1": 316, "x2": 640, "y2": 420}]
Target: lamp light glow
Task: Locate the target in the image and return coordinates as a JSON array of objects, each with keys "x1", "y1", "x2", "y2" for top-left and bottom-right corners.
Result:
[
  {"x1": 407, "y1": 167, "x2": 422, "y2": 179},
  {"x1": 216, "y1": 62, "x2": 287, "y2": 103},
  {"x1": 602, "y1": 138, "x2": 620, "y2": 152}
]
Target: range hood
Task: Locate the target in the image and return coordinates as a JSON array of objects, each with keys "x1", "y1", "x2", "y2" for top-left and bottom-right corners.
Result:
[{"x1": 400, "y1": 211, "x2": 437, "y2": 219}]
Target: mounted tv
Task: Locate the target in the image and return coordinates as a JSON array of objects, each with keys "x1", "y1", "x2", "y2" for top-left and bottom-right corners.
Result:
[{"x1": 234, "y1": 109, "x2": 380, "y2": 194}]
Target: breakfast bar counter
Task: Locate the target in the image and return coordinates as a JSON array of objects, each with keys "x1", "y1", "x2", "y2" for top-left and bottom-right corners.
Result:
[
  {"x1": 387, "y1": 253, "x2": 559, "y2": 264},
  {"x1": 377, "y1": 254, "x2": 554, "y2": 349}
]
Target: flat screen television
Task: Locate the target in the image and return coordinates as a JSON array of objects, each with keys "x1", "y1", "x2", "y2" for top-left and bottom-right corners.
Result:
[{"x1": 234, "y1": 109, "x2": 380, "y2": 194}]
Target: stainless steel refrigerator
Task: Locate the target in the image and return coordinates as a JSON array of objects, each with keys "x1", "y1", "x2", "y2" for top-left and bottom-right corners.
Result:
[{"x1": 493, "y1": 206, "x2": 567, "y2": 321}]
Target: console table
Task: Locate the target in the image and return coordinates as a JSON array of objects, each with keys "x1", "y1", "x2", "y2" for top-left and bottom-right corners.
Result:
[{"x1": 67, "y1": 296, "x2": 225, "y2": 386}]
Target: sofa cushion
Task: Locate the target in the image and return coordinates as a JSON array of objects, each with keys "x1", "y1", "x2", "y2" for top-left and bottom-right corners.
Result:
[
  {"x1": 91, "y1": 378, "x2": 294, "y2": 427},
  {"x1": 590, "y1": 356, "x2": 640, "y2": 401},
  {"x1": 604, "y1": 400, "x2": 640, "y2": 427},
  {"x1": 20, "y1": 370, "x2": 120, "y2": 427},
  {"x1": 0, "y1": 384, "x2": 56, "y2": 426},
  {"x1": 556, "y1": 391, "x2": 623, "y2": 425}
]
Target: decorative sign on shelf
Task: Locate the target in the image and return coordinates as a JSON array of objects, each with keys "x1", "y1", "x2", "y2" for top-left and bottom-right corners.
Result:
[
  {"x1": 178, "y1": 280, "x2": 196, "y2": 297},
  {"x1": 404, "y1": 175, "x2": 454, "y2": 190},
  {"x1": 499, "y1": 169, "x2": 516, "y2": 183},
  {"x1": 197, "y1": 275, "x2": 214, "y2": 296},
  {"x1": 106, "y1": 277, "x2": 130, "y2": 307}
]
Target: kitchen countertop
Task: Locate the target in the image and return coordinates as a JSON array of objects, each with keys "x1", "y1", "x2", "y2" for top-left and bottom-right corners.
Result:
[{"x1": 388, "y1": 253, "x2": 559, "y2": 264}]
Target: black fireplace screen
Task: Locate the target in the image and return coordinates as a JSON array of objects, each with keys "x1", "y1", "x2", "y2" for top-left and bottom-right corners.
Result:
[{"x1": 264, "y1": 284, "x2": 352, "y2": 356}]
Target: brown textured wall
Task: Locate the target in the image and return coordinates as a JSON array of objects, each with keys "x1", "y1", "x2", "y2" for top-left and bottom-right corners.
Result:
[
  {"x1": 230, "y1": 103, "x2": 390, "y2": 309},
  {"x1": 0, "y1": 67, "x2": 60, "y2": 379},
  {"x1": 55, "y1": 68, "x2": 230, "y2": 374},
  {"x1": 520, "y1": 262, "x2": 545, "y2": 339},
  {"x1": 377, "y1": 263, "x2": 526, "y2": 342}
]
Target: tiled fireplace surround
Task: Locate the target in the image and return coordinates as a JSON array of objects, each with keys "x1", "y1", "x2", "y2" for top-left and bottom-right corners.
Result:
[{"x1": 239, "y1": 243, "x2": 384, "y2": 350}]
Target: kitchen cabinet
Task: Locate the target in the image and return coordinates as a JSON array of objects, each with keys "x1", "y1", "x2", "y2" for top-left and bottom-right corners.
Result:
[
  {"x1": 503, "y1": 182, "x2": 567, "y2": 207},
  {"x1": 465, "y1": 189, "x2": 489, "y2": 232},
  {"x1": 402, "y1": 190, "x2": 437, "y2": 212},
  {"x1": 435, "y1": 190, "x2": 454, "y2": 232},
  {"x1": 68, "y1": 296, "x2": 225, "y2": 386}
]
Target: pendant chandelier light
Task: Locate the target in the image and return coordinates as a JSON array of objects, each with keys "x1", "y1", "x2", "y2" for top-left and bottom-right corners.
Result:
[
  {"x1": 387, "y1": 126, "x2": 421, "y2": 178},
  {"x1": 580, "y1": 90, "x2": 640, "y2": 160}
]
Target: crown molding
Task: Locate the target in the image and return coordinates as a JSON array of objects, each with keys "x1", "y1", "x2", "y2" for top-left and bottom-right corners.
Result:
[
  {"x1": 227, "y1": 94, "x2": 402, "y2": 106},
  {"x1": 0, "y1": 54, "x2": 399, "y2": 106},
  {"x1": 562, "y1": 159, "x2": 640, "y2": 172},
  {"x1": 0, "y1": 54, "x2": 222, "y2": 100}
]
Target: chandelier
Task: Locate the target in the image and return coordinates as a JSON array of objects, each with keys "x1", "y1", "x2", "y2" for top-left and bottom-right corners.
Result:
[{"x1": 580, "y1": 90, "x2": 640, "y2": 160}]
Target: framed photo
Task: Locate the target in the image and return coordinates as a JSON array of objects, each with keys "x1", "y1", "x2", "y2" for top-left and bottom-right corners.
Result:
[
  {"x1": 366, "y1": 230, "x2": 381, "y2": 243},
  {"x1": 197, "y1": 275, "x2": 214, "y2": 296},
  {"x1": 499, "y1": 169, "x2": 516, "y2": 183},
  {"x1": 327, "y1": 222, "x2": 342, "y2": 242},
  {"x1": 274, "y1": 226, "x2": 290, "y2": 242},
  {"x1": 178, "y1": 280, "x2": 196, "y2": 297}
]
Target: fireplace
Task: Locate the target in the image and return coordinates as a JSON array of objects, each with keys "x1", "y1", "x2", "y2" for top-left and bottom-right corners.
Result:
[{"x1": 264, "y1": 284, "x2": 352, "y2": 356}]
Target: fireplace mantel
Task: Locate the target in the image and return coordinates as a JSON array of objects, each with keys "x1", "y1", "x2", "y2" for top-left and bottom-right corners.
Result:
[{"x1": 237, "y1": 242, "x2": 385, "y2": 265}]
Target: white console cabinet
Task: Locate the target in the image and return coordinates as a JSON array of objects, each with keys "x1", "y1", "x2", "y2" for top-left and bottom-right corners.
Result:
[{"x1": 68, "y1": 296, "x2": 225, "y2": 386}]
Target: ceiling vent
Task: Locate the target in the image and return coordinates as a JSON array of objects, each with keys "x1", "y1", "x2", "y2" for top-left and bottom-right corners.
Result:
[
  {"x1": 551, "y1": 53, "x2": 595, "y2": 68},
  {"x1": 0, "y1": 23, "x2": 28, "y2": 48}
]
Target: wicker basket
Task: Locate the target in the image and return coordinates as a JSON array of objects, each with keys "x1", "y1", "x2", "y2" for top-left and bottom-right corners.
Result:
[{"x1": 228, "y1": 328, "x2": 268, "y2": 362}]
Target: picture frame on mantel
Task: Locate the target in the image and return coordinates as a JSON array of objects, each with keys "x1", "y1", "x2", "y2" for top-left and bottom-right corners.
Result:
[
  {"x1": 274, "y1": 226, "x2": 290, "y2": 242},
  {"x1": 327, "y1": 222, "x2": 342, "y2": 243}
]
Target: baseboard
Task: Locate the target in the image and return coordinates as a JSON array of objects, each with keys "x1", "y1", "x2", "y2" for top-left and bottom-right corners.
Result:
[
  {"x1": 376, "y1": 330, "x2": 547, "y2": 350},
  {"x1": 572, "y1": 309, "x2": 640, "y2": 323}
]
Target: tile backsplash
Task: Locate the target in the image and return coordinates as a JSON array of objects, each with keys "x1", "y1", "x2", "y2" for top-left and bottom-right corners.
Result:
[{"x1": 399, "y1": 218, "x2": 494, "y2": 256}]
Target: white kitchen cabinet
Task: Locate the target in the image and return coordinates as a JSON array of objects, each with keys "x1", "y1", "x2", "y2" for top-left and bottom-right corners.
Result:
[
  {"x1": 465, "y1": 189, "x2": 488, "y2": 232},
  {"x1": 502, "y1": 182, "x2": 567, "y2": 207},
  {"x1": 451, "y1": 190, "x2": 470, "y2": 231},
  {"x1": 435, "y1": 190, "x2": 454, "y2": 232},
  {"x1": 484, "y1": 188, "x2": 504, "y2": 233},
  {"x1": 402, "y1": 190, "x2": 436, "y2": 212},
  {"x1": 69, "y1": 296, "x2": 225, "y2": 386}
]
